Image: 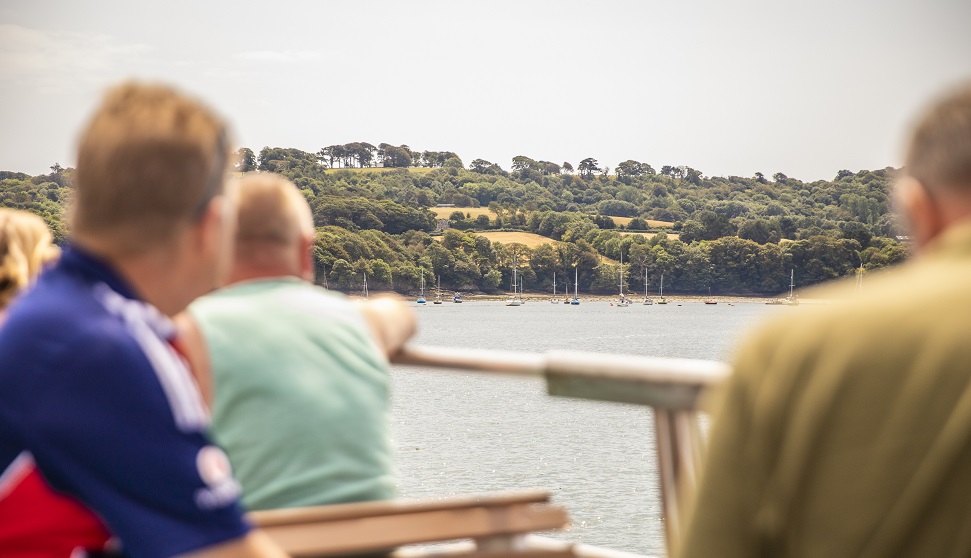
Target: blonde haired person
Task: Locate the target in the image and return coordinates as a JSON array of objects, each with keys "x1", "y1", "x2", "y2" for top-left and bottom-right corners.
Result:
[
  {"x1": 177, "y1": 172, "x2": 415, "y2": 510},
  {"x1": 0, "y1": 83, "x2": 287, "y2": 558},
  {"x1": 0, "y1": 208, "x2": 59, "y2": 315}
]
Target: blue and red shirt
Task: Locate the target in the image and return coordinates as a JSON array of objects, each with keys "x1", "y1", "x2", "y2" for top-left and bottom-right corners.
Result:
[{"x1": 0, "y1": 246, "x2": 250, "y2": 557}]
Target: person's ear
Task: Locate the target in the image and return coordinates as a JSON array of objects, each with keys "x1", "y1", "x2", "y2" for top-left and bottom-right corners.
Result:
[
  {"x1": 195, "y1": 195, "x2": 228, "y2": 253},
  {"x1": 895, "y1": 176, "x2": 946, "y2": 250}
]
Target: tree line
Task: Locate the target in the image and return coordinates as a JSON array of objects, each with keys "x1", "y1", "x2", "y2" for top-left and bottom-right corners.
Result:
[{"x1": 1, "y1": 146, "x2": 908, "y2": 296}]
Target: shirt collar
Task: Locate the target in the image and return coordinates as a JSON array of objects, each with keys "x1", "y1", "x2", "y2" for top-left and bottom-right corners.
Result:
[
  {"x1": 922, "y1": 218, "x2": 971, "y2": 260},
  {"x1": 58, "y1": 244, "x2": 141, "y2": 301}
]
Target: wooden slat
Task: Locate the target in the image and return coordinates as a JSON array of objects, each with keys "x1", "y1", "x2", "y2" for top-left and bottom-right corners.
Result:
[
  {"x1": 391, "y1": 536, "x2": 656, "y2": 558},
  {"x1": 251, "y1": 496, "x2": 569, "y2": 556},
  {"x1": 253, "y1": 490, "x2": 551, "y2": 526}
]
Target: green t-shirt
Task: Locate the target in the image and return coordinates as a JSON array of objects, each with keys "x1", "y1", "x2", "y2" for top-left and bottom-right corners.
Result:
[{"x1": 190, "y1": 278, "x2": 394, "y2": 510}]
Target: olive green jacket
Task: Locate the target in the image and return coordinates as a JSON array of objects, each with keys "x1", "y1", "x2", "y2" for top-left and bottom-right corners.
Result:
[{"x1": 679, "y1": 221, "x2": 971, "y2": 558}]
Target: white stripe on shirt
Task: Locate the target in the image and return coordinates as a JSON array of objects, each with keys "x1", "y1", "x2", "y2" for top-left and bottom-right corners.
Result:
[{"x1": 94, "y1": 284, "x2": 209, "y2": 432}]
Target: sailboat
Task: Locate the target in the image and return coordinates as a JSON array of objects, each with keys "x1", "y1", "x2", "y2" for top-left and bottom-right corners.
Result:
[
  {"x1": 362, "y1": 271, "x2": 369, "y2": 299},
  {"x1": 656, "y1": 274, "x2": 668, "y2": 304},
  {"x1": 766, "y1": 268, "x2": 798, "y2": 305},
  {"x1": 704, "y1": 286, "x2": 717, "y2": 305},
  {"x1": 643, "y1": 269, "x2": 653, "y2": 305},
  {"x1": 563, "y1": 270, "x2": 572, "y2": 304},
  {"x1": 570, "y1": 267, "x2": 580, "y2": 305},
  {"x1": 786, "y1": 269, "x2": 798, "y2": 305},
  {"x1": 417, "y1": 269, "x2": 426, "y2": 304},
  {"x1": 433, "y1": 275, "x2": 443, "y2": 304},
  {"x1": 616, "y1": 253, "x2": 630, "y2": 307},
  {"x1": 551, "y1": 272, "x2": 559, "y2": 303},
  {"x1": 506, "y1": 253, "x2": 522, "y2": 306},
  {"x1": 856, "y1": 264, "x2": 864, "y2": 295}
]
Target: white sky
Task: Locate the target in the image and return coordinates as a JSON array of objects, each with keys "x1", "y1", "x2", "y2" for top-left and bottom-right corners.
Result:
[{"x1": 1, "y1": 0, "x2": 969, "y2": 181}]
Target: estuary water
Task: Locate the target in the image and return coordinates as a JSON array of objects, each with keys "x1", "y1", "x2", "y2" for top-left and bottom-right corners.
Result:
[{"x1": 390, "y1": 299, "x2": 789, "y2": 556}]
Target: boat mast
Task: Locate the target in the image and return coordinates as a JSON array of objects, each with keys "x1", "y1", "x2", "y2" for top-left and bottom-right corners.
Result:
[
  {"x1": 512, "y1": 252, "x2": 518, "y2": 296},
  {"x1": 574, "y1": 266, "x2": 579, "y2": 300},
  {"x1": 363, "y1": 271, "x2": 368, "y2": 299},
  {"x1": 619, "y1": 253, "x2": 624, "y2": 298}
]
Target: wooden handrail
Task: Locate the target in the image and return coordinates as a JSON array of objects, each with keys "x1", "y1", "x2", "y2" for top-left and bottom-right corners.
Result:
[
  {"x1": 251, "y1": 490, "x2": 570, "y2": 557},
  {"x1": 391, "y1": 345, "x2": 729, "y2": 409},
  {"x1": 390, "y1": 344, "x2": 730, "y2": 555},
  {"x1": 253, "y1": 490, "x2": 552, "y2": 526}
]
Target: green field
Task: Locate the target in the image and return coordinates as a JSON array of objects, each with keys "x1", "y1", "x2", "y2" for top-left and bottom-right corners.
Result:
[
  {"x1": 472, "y1": 231, "x2": 555, "y2": 247},
  {"x1": 608, "y1": 216, "x2": 674, "y2": 228},
  {"x1": 431, "y1": 206, "x2": 495, "y2": 219}
]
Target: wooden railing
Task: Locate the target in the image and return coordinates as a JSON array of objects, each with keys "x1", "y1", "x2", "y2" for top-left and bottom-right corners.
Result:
[{"x1": 390, "y1": 345, "x2": 731, "y2": 555}]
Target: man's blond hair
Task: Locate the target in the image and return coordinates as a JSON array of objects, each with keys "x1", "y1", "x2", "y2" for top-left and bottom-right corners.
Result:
[
  {"x1": 906, "y1": 82, "x2": 971, "y2": 193},
  {"x1": 72, "y1": 82, "x2": 230, "y2": 255},
  {"x1": 235, "y1": 172, "x2": 314, "y2": 255},
  {"x1": 0, "y1": 209, "x2": 60, "y2": 309}
]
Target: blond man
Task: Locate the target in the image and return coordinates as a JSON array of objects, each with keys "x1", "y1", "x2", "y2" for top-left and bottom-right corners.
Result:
[
  {"x1": 679, "y1": 82, "x2": 971, "y2": 558},
  {"x1": 177, "y1": 172, "x2": 415, "y2": 510},
  {"x1": 0, "y1": 83, "x2": 286, "y2": 558}
]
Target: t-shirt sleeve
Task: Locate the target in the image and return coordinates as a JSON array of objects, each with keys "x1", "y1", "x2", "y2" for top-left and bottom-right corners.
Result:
[{"x1": 24, "y1": 328, "x2": 250, "y2": 558}]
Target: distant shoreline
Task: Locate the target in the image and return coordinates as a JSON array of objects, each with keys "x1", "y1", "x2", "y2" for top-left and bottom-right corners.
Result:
[{"x1": 350, "y1": 291, "x2": 825, "y2": 304}]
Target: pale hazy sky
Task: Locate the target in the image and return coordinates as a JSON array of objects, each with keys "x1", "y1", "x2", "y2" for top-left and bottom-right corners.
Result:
[{"x1": 1, "y1": 0, "x2": 969, "y2": 181}]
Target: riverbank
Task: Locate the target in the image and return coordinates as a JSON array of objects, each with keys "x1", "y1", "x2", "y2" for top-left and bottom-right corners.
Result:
[{"x1": 354, "y1": 291, "x2": 829, "y2": 305}]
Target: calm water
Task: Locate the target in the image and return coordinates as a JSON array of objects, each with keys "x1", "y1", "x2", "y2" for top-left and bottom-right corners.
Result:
[{"x1": 390, "y1": 300, "x2": 785, "y2": 556}]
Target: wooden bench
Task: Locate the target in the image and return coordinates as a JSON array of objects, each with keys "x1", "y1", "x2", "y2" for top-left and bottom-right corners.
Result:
[{"x1": 250, "y1": 490, "x2": 573, "y2": 557}]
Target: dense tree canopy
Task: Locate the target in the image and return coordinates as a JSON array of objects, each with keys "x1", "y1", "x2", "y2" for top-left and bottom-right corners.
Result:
[{"x1": 2, "y1": 144, "x2": 909, "y2": 296}]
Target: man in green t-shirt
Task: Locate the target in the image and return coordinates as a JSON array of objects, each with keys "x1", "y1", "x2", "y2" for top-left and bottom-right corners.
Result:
[
  {"x1": 679, "y1": 83, "x2": 971, "y2": 558},
  {"x1": 177, "y1": 172, "x2": 416, "y2": 510}
]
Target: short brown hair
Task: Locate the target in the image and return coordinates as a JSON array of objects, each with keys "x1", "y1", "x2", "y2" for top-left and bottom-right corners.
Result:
[
  {"x1": 0, "y1": 209, "x2": 59, "y2": 309},
  {"x1": 905, "y1": 82, "x2": 971, "y2": 192},
  {"x1": 72, "y1": 82, "x2": 230, "y2": 254},
  {"x1": 235, "y1": 172, "x2": 314, "y2": 252}
]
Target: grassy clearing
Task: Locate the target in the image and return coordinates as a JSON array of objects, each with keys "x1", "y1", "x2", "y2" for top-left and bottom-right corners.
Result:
[
  {"x1": 475, "y1": 231, "x2": 557, "y2": 247},
  {"x1": 430, "y1": 207, "x2": 495, "y2": 219},
  {"x1": 608, "y1": 216, "x2": 674, "y2": 228}
]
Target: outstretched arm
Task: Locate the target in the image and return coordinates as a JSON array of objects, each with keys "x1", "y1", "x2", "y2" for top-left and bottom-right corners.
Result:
[
  {"x1": 173, "y1": 311, "x2": 214, "y2": 408},
  {"x1": 355, "y1": 295, "x2": 418, "y2": 357}
]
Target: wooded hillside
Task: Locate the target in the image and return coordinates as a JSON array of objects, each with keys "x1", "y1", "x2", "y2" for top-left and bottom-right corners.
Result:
[{"x1": 1, "y1": 147, "x2": 907, "y2": 296}]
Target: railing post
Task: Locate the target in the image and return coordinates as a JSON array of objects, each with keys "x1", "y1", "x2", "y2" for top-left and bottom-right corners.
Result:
[{"x1": 391, "y1": 345, "x2": 726, "y2": 556}]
